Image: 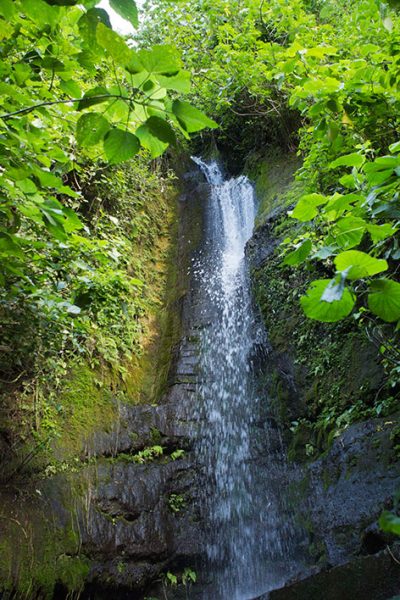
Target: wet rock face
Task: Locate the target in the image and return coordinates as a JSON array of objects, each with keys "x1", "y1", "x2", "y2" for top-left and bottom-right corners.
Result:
[
  {"x1": 269, "y1": 548, "x2": 400, "y2": 600},
  {"x1": 80, "y1": 390, "x2": 201, "y2": 598},
  {"x1": 75, "y1": 169, "x2": 207, "y2": 597},
  {"x1": 304, "y1": 418, "x2": 400, "y2": 567}
]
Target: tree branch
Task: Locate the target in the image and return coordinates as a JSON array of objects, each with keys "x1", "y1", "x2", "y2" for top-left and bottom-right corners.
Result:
[{"x1": 0, "y1": 94, "x2": 129, "y2": 120}]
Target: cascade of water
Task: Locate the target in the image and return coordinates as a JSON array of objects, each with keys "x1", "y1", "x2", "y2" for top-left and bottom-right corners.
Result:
[{"x1": 191, "y1": 157, "x2": 300, "y2": 600}]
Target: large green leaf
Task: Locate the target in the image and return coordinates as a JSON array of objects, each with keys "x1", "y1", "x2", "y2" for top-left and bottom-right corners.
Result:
[
  {"x1": 103, "y1": 128, "x2": 140, "y2": 163},
  {"x1": 96, "y1": 22, "x2": 132, "y2": 65},
  {"x1": 0, "y1": 233, "x2": 24, "y2": 258},
  {"x1": 300, "y1": 279, "x2": 355, "y2": 323},
  {"x1": 363, "y1": 156, "x2": 400, "y2": 172},
  {"x1": 334, "y1": 250, "x2": 388, "y2": 280},
  {"x1": 389, "y1": 141, "x2": 400, "y2": 153},
  {"x1": 365, "y1": 169, "x2": 394, "y2": 186},
  {"x1": 76, "y1": 113, "x2": 110, "y2": 146},
  {"x1": 172, "y1": 100, "x2": 218, "y2": 133},
  {"x1": 144, "y1": 116, "x2": 176, "y2": 144},
  {"x1": 368, "y1": 278, "x2": 400, "y2": 322},
  {"x1": 138, "y1": 45, "x2": 181, "y2": 75},
  {"x1": 379, "y1": 511, "x2": 400, "y2": 535},
  {"x1": 332, "y1": 216, "x2": 366, "y2": 249},
  {"x1": 367, "y1": 223, "x2": 397, "y2": 243},
  {"x1": 78, "y1": 8, "x2": 111, "y2": 47},
  {"x1": 329, "y1": 153, "x2": 365, "y2": 169},
  {"x1": 109, "y1": 0, "x2": 138, "y2": 27},
  {"x1": 135, "y1": 122, "x2": 169, "y2": 158},
  {"x1": 301, "y1": 279, "x2": 355, "y2": 322},
  {"x1": 283, "y1": 239, "x2": 312, "y2": 266},
  {"x1": 78, "y1": 86, "x2": 110, "y2": 110},
  {"x1": 290, "y1": 193, "x2": 328, "y2": 221},
  {"x1": 22, "y1": 0, "x2": 60, "y2": 27},
  {"x1": 323, "y1": 193, "x2": 364, "y2": 220},
  {"x1": 156, "y1": 71, "x2": 191, "y2": 93}
]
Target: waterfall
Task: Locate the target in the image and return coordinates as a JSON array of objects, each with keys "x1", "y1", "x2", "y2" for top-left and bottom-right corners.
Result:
[{"x1": 191, "y1": 157, "x2": 300, "y2": 600}]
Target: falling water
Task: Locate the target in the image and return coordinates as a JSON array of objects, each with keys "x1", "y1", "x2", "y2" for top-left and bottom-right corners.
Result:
[{"x1": 191, "y1": 158, "x2": 300, "y2": 600}]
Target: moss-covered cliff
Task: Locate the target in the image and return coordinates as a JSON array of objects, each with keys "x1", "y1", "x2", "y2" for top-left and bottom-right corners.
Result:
[
  {"x1": 0, "y1": 155, "x2": 186, "y2": 599},
  {"x1": 247, "y1": 149, "x2": 397, "y2": 461}
]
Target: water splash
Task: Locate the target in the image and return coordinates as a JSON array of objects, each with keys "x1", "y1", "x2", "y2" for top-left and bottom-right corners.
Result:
[{"x1": 191, "y1": 157, "x2": 300, "y2": 600}]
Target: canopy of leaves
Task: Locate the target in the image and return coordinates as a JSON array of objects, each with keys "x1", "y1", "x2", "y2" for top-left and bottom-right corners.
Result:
[{"x1": 138, "y1": 0, "x2": 400, "y2": 329}]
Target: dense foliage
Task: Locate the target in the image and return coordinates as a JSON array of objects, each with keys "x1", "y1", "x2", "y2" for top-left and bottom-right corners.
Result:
[
  {"x1": 140, "y1": 0, "x2": 400, "y2": 388},
  {"x1": 0, "y1": 0, "x2": 217, "y2": 455},
  {"x1": 141, "y1": 0, "x2": 400, "y2": 324}
]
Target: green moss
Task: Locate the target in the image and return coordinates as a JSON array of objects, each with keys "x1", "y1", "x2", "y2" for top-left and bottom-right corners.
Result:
[
  {"x1": 0, "y1": 504, "x2": 91, "y2": 600},
  {"x1": 53, "y1": 361, "x2": 117, "y2": 458},
  {"x1": 245, "y1": 147, "x2": 304, "y2": 225}
]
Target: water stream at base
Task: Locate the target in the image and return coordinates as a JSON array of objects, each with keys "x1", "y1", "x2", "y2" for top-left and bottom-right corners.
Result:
[{"x1": 191, "y1": 158, "x2": 300, "y2": 600}]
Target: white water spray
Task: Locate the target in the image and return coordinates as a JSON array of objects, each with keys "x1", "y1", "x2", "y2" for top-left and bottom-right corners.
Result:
[{"x1": 192, "y1": 158, "x2": 300, "y2": 600}]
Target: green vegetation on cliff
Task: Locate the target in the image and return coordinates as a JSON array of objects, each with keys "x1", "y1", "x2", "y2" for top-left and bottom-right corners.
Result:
[{"x1": 0, "y1": 0, "x2": 217, "y2": 478}]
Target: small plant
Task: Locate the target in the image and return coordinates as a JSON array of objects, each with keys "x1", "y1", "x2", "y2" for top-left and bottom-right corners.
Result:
[
  {"x1": 182, "y1": 567, "x2": 197, "y2": 585},
  {"x1": 168, "y1": 493, "x2": 186, "y2": 513},
  {"x1": 379, "y1": 490, "x2": 400, "y2": 536},
  {"x1": 133, "y1": 445, "x2": 164, "y2": 464},
  {"x1": 116, "y1": 561, "x2": 126, "y2": 574},
  {"x1": 170, "y1": 449, "x2": 185, "y2": 461}
]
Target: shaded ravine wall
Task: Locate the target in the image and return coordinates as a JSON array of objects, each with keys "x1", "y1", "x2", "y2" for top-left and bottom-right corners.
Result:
[
  {"x1": 245, "y1": 148, "x2": 400, "y2": 600},
  {"x1": 0, "y1": 158, "x2": 208, "y2": 600}
]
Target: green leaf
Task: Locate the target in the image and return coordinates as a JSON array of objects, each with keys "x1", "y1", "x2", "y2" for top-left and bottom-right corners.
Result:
[
  {"x1": 339, "y1": 173, "x2": 357, "y2": 189},
  {"x1": 367, "y1": 223, "x2": 397, "y2": 243},
  {"x1": 365, "y1": 169, "x2": 394, "y2": 186},
  {"x1": 22, "y1": 0, "x2": 60, "y2": 27},
  {"x1": 283, "y1": 239, "x2": 312, "y2": 265},
  {"x1": 78, "y1": 86, "x2": 110, "y2": 110},
  {"x1": 103, "y1": 128, "x2": 140, "y2": 163},
  {"x1": 59, "y1": 79, "x2": 81, "y2": 97},
  {"x1": 379, "y1": 511, "x2": 400, "y2": 535},
  {"x1": 0, "y1": 0, "x2": 16, "y2": 19},
  {"x1": 290, "y1": 193, "x2": 328, "y2": 221},
  {"x1": 364, "y1": 156, "x2": 400, "y2": 172},
  {"x1": 329, "y1": 153, "x2": 364, "y2": 169},
  {"x1": 313, "y1": 245, "x2": 338, "y2": 259},
  {"x1": 135, "y1": 122, "x2": 169, "y2": 158},
  {"x1": 389, "y1": 141, "x2": 400, "y2": 154},
  {"x1": 138, "y1": 45, "x2": 181, "y2": 75},
  {"x1": 16, "y1": 178, "x2": 38, "y2": 194},
  {"x1": 78, "y1": 8, "x2": 111, "y2": 46},
  {"x1": 109, "y1": 0, "x2": 138, "y2": 28},
  {"x1": 76, "y1": 112, "x2": 110, "y2": 146},
  {"x1": 301, "y1": 279, "x2": 355, "y2": 322},
  {"x1": 62, "y1": 207, "x2": 83, "y2": 233},
  {"x1": 324, "y1": 193, "x2": 363, "y2": 219},
  {"x1": 156, "y1": 71, "x2": 191, "y2": 93},
  {"x1": 143, "y1": 116, "x2": 176, "y2": 144},
  {"x1": 334, "y1": 250, "x2": 388, "y2": 279},
  {"x1": 368, "y1": 278, "x2": 400, "y2": 322},
  {"x1": 332, "y1": 216, "x2": 366, "y2": 249},
  {"x1": 0, "y1": 233, "x2": 24, "y2": 258},
  {"x1": 172, "y1": 100, "x2": 218, "y2": 133},
  {"x1": 96, "y1": 22, "x2": 132, "y2": 65}
]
